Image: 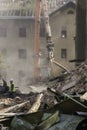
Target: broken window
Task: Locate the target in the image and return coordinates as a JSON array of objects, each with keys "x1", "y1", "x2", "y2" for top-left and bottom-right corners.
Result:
[
  {"x1": 61, "y1": 30, "x2": 67, "y2": 38},
  {"x1": 18, "y1": 49, "x2": 27, "y2": 59},
  {"x1": 61, "y1": 26, "x2": 67, "y2": 38},
  {"x1": 19, "y1": 28, "x2": 26, "y2": 37},
  {"x1": 61, "y1": 49, "x2": 67, "y2": 58}
]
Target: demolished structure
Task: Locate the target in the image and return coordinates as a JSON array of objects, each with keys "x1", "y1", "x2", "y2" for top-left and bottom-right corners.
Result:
[
  {"x1": 0, "y1": 0, "x2": 76, "y2": 89},
  {"x1": 0, "y1": 0, "x2": 87, "y2": 130},
  {"x1": 0, "y1": 61, "x2": 87, "y2": 129}
]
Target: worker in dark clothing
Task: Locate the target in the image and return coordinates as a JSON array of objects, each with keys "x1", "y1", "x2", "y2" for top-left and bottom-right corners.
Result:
[
  {"x1": 3, "y1": 79, "x2": 9, "y2": 93},
  {"x1": 0, "y1": 78, "x2": 4, "y2": 94},
  {"x1": 0, "y1": 75, "x2": 9, "y2": 93},
  {"x1": 9, "y1": 79, "x2": 16, "y2": 98}
]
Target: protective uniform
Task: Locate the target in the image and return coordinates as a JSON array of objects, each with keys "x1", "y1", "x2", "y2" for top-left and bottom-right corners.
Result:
[{"x1": 9, "y1": 79, "x2": 16, "y2": 98}]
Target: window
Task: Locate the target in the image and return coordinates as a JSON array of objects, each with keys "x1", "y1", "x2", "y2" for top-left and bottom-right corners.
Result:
[
  {"x1": 61, "y1": 26, "x2": 67, "y2": 38},
  {"x1": 61, "y1": 49, "x2": 67, "y2": 59},
  {"x1": 18, "y1": 49, "x2": 27, "y2": 59},
  {"x1": 0, "y1": 27, "x2": 7, "y2": 37},
  {"x1": 19, "y1": 28, "x2": 26, "y2": 37},
  {"x1": 61, "y1": 30, "x2": 67, "y2": 38}
]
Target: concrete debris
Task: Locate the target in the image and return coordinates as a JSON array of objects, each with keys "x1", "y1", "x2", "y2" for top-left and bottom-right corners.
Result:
[
  {"x1": 80, "y1": 92, "x2": 87, "y2": 101},
  {"x1": 28, "y1": 93, "x2": 43, "y2": 113},
  {"x1": 51, "y1": 61, "x2": 87, "y2": 95},
  {"x1": 1, "y1": 62, "x2": 87, "y2": 129}
]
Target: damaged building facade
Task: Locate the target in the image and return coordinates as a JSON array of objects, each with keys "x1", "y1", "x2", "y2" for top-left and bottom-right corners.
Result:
[
  {"x1": 0, "y1": 0, "x2": 76, "y2": 91},
  {"x1": 49, "y1": 1, "x2": 76, "y2": 76}
]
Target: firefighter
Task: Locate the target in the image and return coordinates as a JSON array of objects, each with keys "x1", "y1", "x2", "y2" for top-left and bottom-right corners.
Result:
[
  {"x1": 3, "y1": 79, "x2": 9, "y2": 93},
  {"x1": 0, "y1": 75, "x2": 9, "y2": 93},
  {"x1": 0, "y1": 77, "x2": 4, "y2": 93},
  {"x1": 9, "y1": 79, "x2": 16, "y2": 98}
]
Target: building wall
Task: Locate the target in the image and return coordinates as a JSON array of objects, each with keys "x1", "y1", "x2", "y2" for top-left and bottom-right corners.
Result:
[
  {"x1": 49, "y1": 6, "x2": 76, "y2": 76},
  {"x1": 0, "y1": 4, "x2": 76, "y2": 92},
  {"x1": 0, "y1": 18, "x2": 48, "y2": 92},
  {"x1": 0, "y1": 19, "x2": 35, "y2": 91}
]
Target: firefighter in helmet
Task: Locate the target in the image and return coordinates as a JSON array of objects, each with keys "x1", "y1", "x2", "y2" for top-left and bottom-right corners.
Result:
[{"x1": 9, "y1": 79, "x2": 16, "y2": 98}]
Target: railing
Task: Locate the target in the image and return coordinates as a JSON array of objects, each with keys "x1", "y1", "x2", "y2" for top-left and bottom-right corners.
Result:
[{"x1": 0, "y1": 0, "x2": 76, "y2": 17}]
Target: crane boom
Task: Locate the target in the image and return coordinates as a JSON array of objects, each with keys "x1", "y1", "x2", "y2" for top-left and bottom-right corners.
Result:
[{"x1": 34, "y1": 0, "x2": 41, "y2": 81}]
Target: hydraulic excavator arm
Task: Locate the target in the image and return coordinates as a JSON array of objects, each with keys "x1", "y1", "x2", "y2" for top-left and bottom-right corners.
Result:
[
  {"x1": 42, "y1": 0, "x2": 69, "y2": 73},
  {"x1": 34, "y1": 0, "x2": 69, "y2": 81},
  {"x1": 42, "y1": 0, "x2": 54, "y2": 62},
  {"x1": 34, "y1": 0, "x2": 41, "y2": 80}
]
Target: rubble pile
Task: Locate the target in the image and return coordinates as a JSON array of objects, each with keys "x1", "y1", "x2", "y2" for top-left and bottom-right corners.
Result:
[
  {"x1": 0, "y1": 61, "x2": 87, "y2": 113},
  {"x1": 51, "y1": 61, "x2": 87, "y2": 95},
  {"x1": 0, "y1": 93, "x2": 40, "y2": 112},
  {"x1": 1, "y1": 62, "x2": 87, "y2": 129}
]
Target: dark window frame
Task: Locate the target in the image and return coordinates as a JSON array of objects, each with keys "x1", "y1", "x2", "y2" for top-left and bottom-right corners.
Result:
[
  {"x1": 61, "y1": 49, "x2": 67, "y2": 59},
  {"x1": 61, "y1": 30, "x2": 67, "y2": 38},
  {"x1": 18, "y1": 49, "x2": 27, "y2": 59},
  {"x1": 19, "y1": 27, "x2": 26, "y2": 37}
]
